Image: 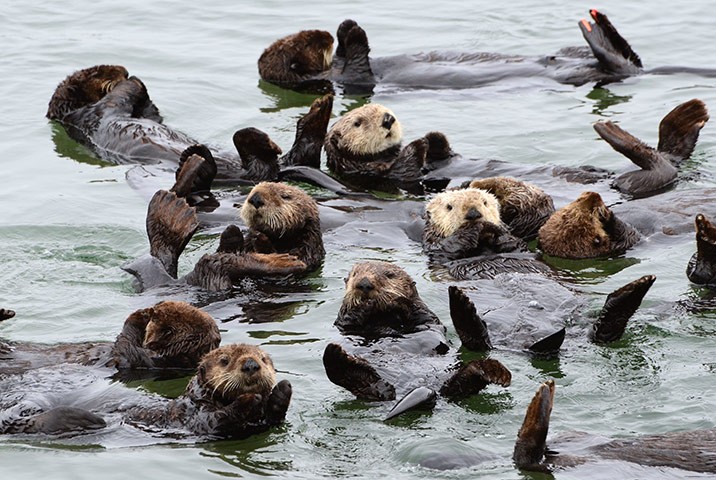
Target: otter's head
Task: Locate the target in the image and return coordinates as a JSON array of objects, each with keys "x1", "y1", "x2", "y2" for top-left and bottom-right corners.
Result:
[
  {"x1": 326, "y1": 104, "x2": 403, "y2": 156},
  {"x1": 426, "y1": 188, "x2": 502, "y2": 238},
  {"x1": 538, "y1": 191, "x2": 638, "y2": 259},
  {"x1": 141, "y1": 301, "x2": 221, "y2": 363},
  {"x1": 197, "y1": 344, "x2": 277, "y2": 403},
  {"x1": 240, "y1": 182, "x2": 319, "y2": 238},
  {"x1": 47, "y1": 65, "x2": 129, "y2": 120},
  {"x1": 258, "y1": 30, "x2": 334, "y2": 87},
  {"x1": 342, "y1": 261, "x2": 418, "y2": 311}
]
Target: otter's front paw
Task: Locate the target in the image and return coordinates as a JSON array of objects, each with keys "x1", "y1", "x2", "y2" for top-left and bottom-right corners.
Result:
[{"x1": 323, "y1": 343, "x2": 396, "y2": 401}]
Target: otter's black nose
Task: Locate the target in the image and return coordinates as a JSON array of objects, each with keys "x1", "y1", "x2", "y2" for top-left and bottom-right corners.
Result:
[
  {"x1": 242, "y1": 358, "x2": 260, "y2": 374},
  {"x1": 465, "y1": 208, "x2": 482, "y2": 221},
  {"x1": 248, "y1": 192, "x2": 264, "y2": 209},
  {"x1": 356, "y1": 277, "x2": 374, "y2": 293},
  {"x1": 382, "y1": 113, "x2": 395, "y2": 130}
]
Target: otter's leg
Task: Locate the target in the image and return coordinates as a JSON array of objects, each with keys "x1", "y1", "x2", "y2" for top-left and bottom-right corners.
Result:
[
  {"x1": 657, "y1": 99, "x2": 709, "y2": 163},
  {"x1": 578, "y1": 9, "x2": 642, "y2": 75},
  {"x1": 513, "y1": 380, "x2": 555, "y2": 473},
  {"x1": 3, "y1": 406, "x2": 107, "y2": 435},
  {"x1": 336, "y1": 24, "x2": 375, "y2": 94},
  {"x1": 440, "y1": 358, "x2": 511, "y2": 398},
  {"x1": 280, "y1": 94, "x2": 333, "y2": 168},
  {"x1": 216, "y1": 225, "x2": 244, "y2": 254},
  {"x1": 146, "y1": 190, "x2": 199, "y2": 279},
  {"x1": 448, "y1": 286, "x2": 492, "y2": 352},
  {"x1": 687, "y1": 214, "x2": 716, "y2": 286},
  {"x1": 323, "y1": 343, "x2": 396, "y2": 401},
  {"x1": 172, "y1": 144, "x2": 219, "y2": 210},
  {"x1": 591, "y1": 275, "x2": 656, "y2": 343}
]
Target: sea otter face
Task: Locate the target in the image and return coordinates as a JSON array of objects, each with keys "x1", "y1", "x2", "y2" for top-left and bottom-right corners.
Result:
[
  {"x1": 538, "y1": 191, "x2": 614, "y2": 258},
  {"x1": 240, "y1": 182, "x2": 318, "y2": 237},
  {"x1": 198, "y1": 344, "x2": 277, "y2": 402},
  {"x1": 46, "y1": 65, "x2": 129, "y2": 120},
  {"x1": 426, "y1": 188, "x2": 502, "y2": 238},
  {"x1": 142, "y1": 301, "x2": 220, "y2": 361},
  {"x1": 326, "y1": 104, "x2": 403, "y2": 156},
  {"x1": 258, "y1": 30, "x2": 334, "y2": 85},
  {"x1": 342, "y1": 261, "x2": 417, "y2": 310}
]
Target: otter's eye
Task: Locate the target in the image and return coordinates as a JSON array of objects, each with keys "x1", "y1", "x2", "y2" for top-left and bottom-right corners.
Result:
[
  {"x1": 280, "y1": 193, "x2": 292, "y2": 200},
  {"x1": 446, "y1": 204, "x2": 453, "y2": 211},
  {"x1": 483, "y1": 201, "x2": 488, "y2": 206},
  {"x1": 220, "y1": 356, "x2": 230, "y2": 367},
  {"x1": 385, "y1": 272, "x2": 395, "y2": 279},
  {"x1": 343, "y1": 276, "x2": 348, "y2": 284},
  {"x1": 353, "y1": 120, "x2": 362, "y2": 127}
]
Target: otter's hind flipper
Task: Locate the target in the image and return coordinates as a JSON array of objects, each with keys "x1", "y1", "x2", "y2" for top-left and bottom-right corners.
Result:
[
  {"x1": 146, "y1": 190, "x2": 199, "y2": 279},
  {"x1": 440, "y1": 358, "x2": 511, "y2": 398},
  {"x1": 217, "y1": 225, "x2": 244, "y2": 254},
  {"x1": 448, "y1": 286, "x2": 492, "y2": 351},
  {"x1": 686, "y1": 214, "x2": 716, "y2": 286},
  {"x1": 594, "y1": 121, "x2": 678, "y2": 196},
  {"x1": 591, "y1": 274, "x2": 656, "y2": 343},
  {"x1": 657, "y1": 99, "x2": 709, "y2": 163},
  {"x1": 335, "y1": 23, "x2": 375, "y2": 94},
  {"x1": 513, "y1": 380, "x2": 555, "y2": 473},
  {"x1": 579, "y1": 10, "x2": 642, "y2": 76},
  {"x1": 528, "y1": 328, "x2": 566, "y2": 356},
  {"x1": 173, "y1": 145, "x2": 218, "y2": 210},
  {"x1": 3, "y1": 406, "x2": 107, "y2": 435},
  {"x1": 323, "y1": 343, "x2": 396, "y2": 401},
  {"x1": 384, "y1": 386, "x2": 437, "y2": 421},
  {"x1": 280, "y1": 94, "x2": 334, "y2": 168},
  {"x1": 265, "y1": 379, "x2": 293, "y2": 426},
  {"x1": 232, "y1": 128, "x2": 282, "y2": 181},
  {"x1": 0, "y1": 309, "x2": 15, "y2": 321}
]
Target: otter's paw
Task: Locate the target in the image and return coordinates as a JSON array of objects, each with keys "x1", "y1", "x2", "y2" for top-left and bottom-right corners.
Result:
[
  {"x1": 266, "y1": 379, "x2": 293, "y2": 424},
  {"x1": 323, "y1": 343, "x2": 396, "y2": 401},
  {"x1": 251, "y1": 253, "x2": 307, "y2": 274},
  {"x1": 440, "y1": 358, "x2": 512, "y2": 398}
]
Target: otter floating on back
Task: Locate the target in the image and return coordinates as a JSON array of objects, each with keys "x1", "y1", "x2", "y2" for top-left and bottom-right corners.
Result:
[{"x1": 258, "y1": 11, "x2": 716, "y2": 95}]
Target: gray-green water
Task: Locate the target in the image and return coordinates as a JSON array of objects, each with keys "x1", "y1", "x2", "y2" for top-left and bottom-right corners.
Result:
[{"x1": 2, "y1": 1, "x2": 716, "y2": 478}]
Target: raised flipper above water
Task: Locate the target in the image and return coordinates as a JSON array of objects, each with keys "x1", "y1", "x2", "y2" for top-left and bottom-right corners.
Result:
[
  {"x1": 591, "y1": 274, "x2": 656, "y2": 344},
  {"x1": 595, "y1": 99, "x2": 709, "y2": 196},
  {"x1": 439, "y1": 358, "x2": 512, "y2": 398},
  {"x1": 0, "y1": 309, "x2": 15, "y2": 321},
  {"x1": 322, "y1": 343, "x2": 396, "y2": 401},
  {"x1": 231, "y1": 127, "x2": 282, "y2": 182},
  {"x1": 528, "y1": 328, "x2": 566, "y2": 356},
  {"x1": 146, "y1": 190, "x2": 199, "y2": 279},
  {"x1": 333, "y1": 22, "x2": 375, "y2": 94},
  {"x1": 172, "y1": 144, "x2": 219, "y2": 210},
  {"x1": 513, "y1": 380, "x2": 555, "y2": 473},
  {"x1": 384, "y1": 386, "x2": 437, "y2": 421},
  {"x1": 1, "y1": 406, "x2": 107, "y2": 435},
  {"x1": 449, "y1": 285, "x2": 492, "y2": 351},
  {"x1": 686, "y1": 214, "x2": 716, "y2": 287},
  {"x1": 579, "y1": 9, "x2": 642, "y2": 77},
  {"x1": 280, "y1": 94, "x2": 333, "y2": 168}
]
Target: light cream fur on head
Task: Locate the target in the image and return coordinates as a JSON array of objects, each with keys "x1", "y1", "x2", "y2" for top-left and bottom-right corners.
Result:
[
  {"x1": 240, "y1": 182, "x2": 318, "y2": 236},
  {"x1": 327, "y1": 104, "x2": 403, "y2": 155},
  {"x1": 426, "y1": 188, "x2": 502, "y2": 238},
  {"x1": 199, "y1": 344, "x2": 277, "y2": 397},
  {"x1": 342, "y1": 261, "x2": 417, "y2": 310}
]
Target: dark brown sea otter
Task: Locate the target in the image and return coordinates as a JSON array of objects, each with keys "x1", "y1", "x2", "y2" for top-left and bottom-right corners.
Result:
[
  {"x1": 1, "y1": 343, "x2": 292, "y2": 440},
  {"x1": 514, "y1": 380, "x2": 716, "y2": 475},
  {"x1": 0, "y1": 301, "x2": 220, "y2": 376},
  {"x1": 258, "y1": 11, "x2": 714, "y2": 94},
  {"x1": 47, "y1": 65, "x2": 334, "y2": 186},
  {"x1": 124, "y1": 180, "x2": 324, "y2": 292},
  {"x1": 538, "y1": 191, "x2": 640, "y2": 259},
  {"x1": 323, "y1": 261, "x2": 512, "y2": 417}
]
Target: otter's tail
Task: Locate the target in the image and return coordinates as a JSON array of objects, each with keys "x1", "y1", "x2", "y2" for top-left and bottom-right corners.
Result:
[
  {"x1": 686, "y1": 214, "x2": 716, "y2": 286},
  {"x1": 334, "y1": 21, "x2": 375, "y2": 94},
  {"x1": 579, "y1": 9, "x2": 642, "y2": 76},
  {"x1": 172, "y1": 144, "x2": 219, "y2": 210},
  {"x1": 146, "y1": 190, "x2": 199, "y2": 279},
  {"x1": 280, "y1": 94, "x2": 334, "y2": 168},
  {"x1": 513, "y1": 380, "x2": 555, "y2": 473},
  {"x1": 591, "y1": 274, "x2": 656, "y2": 343}
]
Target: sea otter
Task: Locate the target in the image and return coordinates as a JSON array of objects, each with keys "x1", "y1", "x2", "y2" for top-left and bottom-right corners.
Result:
[
  {"x1": 538, "y1": 191, "x2": 640, "y2": 259},
  {"x1": 0, "y1": 301, "x2": 220, "y2": 376},
  {"x1": 47, "y1": 65, "x2": 336, "y2": 187},
  {"x1": 514, "y1": 380, "x2": 716, "y2": 474},
  {"x1": 422, "y1": 188, "x2": 527, "y2": 262},
  {"x1": 1, "y1": 343, "x2": 292, "y2": 440},
  {"x1": 258, "y1": 11, "x2": 716, "y2": 94},
  {"x1": 124, "y1": 180, "x2": 323, "y2": 292},
  {"x1": 323, "y1": 261, "x2": 512, "y2": 417},
  {"x1": 323, "y1": 103, "x2": 453, "y2": 191}
]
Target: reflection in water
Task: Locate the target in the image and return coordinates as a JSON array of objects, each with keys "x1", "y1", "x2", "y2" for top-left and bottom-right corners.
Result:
[
  {"x1": 200, "y1": 429, "x2": 293, "y2": 476},
  {"x1": 530, "y1": 355, "x2": 564, "y2": 379},
  {"x1": 586, "y1": 87, "x2": 632, "y2": 117},
  {"x1": 50, "y1": 123, "x2": 110, "y2": 166},
  {"x1": 258, "y1": 80, "x2": 326, "y2": 113},
  {"x1": 540, "y1": 254, "x2": 641, "y2": 284}
]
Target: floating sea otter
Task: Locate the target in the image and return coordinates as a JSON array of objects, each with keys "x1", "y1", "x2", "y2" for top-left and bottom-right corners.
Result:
[
  {"x1": 258, "y1": 11, "x2": 716, "y2": 94},
  {"x1": 47, "y1": 65, "x2": 339, "y2": 188},
  {"x1": 0, "y1": 301, "x2": 220, "y2": 377},
  {"x1": 1, "y1": 343, "x2": 292, "y2": 440},
  {"x1": 323, "y1": 261, "x2": 512, "y2": 418},
  {"x1": 124, "y1": 179, "x2": 324, "y2": 292},
  {"x1": 514, "y1": 380, "x2": 716, "y2": 475}
]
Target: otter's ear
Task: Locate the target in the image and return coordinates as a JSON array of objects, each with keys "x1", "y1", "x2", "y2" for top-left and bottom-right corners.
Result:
[{"x1": 198, "y1": 365, "x2": 207, "y2": 384}]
